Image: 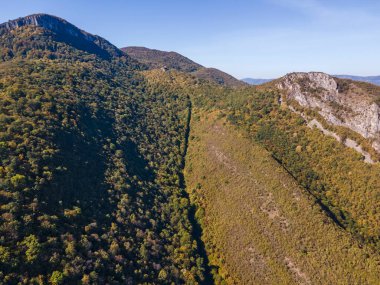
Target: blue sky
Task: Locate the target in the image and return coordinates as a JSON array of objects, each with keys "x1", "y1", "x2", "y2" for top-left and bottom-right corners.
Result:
[{"x1": 0, "y1": 0, "x2": 379, "y2": 78}]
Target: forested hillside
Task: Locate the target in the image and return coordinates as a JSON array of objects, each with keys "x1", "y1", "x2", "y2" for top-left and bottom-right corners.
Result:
[
  {"x1": 122, "y1": 46, "x2": 246, "y2": 88},
  {"x1": 121, "y1": 46, "x2": 202, "y2": 72},
  {"x1": 144, "y1": 70, "x2": 380, "y2": 284},
  {"x1": 0, "y1": 15, "x2": 206, "y2": 284}
]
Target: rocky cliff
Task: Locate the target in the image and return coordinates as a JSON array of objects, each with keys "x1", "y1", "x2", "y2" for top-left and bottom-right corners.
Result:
[
  {"x1": 0, "y1": 14, "x2": 123, "y2": 59},
  {"x1": 277, "y1": 72, "x2": 380, "y2": 152}
]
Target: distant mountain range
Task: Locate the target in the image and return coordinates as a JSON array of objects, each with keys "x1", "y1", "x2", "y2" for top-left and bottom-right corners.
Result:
[
  {"x1": 122, "y1": 46, "x2": 247, "y2": 88},
  {"x1": 243, "y1": 75, "x2": 380, "y2": 86},
  {"x1": 241, "y1": 78, "x2": 273, "y2": 85},
  {"x1": 334, "y1": 75, "x2": 380, "y2": 86}
]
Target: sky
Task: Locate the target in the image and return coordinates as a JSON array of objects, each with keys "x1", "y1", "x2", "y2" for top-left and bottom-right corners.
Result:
[{"x1": 0, "y1": 0, "x2": 379, "y2": 78}]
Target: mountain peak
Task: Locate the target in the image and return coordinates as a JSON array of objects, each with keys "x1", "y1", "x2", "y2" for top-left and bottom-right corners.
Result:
[
  {"x1": 1, "y1": 14, "x2": 87, "y2": 37},
  {"x1": 281, "y1": 72, "x2": 336, "y2": 89},
  {"x1": 0, "y1": 14, "x2": 123, "y2": 59},
  {"x1": 4, "y1": 13, "x2": 66, "y2": 24},
  {"x1": 277, "y1": 72, "x2": 338, "y2": 99}
]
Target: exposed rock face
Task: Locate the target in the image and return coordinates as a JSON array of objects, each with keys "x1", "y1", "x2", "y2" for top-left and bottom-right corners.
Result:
[
  {"x1": 0, "y1": 14, "x2": 123, "y2": 59},
  {"x1": 277, "y1": 72, "x2": 380, "y2": 152},
  {"x1": 1, "y1": 14, "x2": 93, "y2": 40}
]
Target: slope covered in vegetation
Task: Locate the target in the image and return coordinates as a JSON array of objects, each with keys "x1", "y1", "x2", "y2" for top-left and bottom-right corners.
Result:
[
  {"x1": 191, "y1": 82, "x2": 380, "y2": 251},
  {"x1": 0, "y1": 16, "x2": 206, "y2": 284},
  {"x1": 185, "y1": 110, "x2": 379, "y2": 285},
  {"x1": 122, "y1": 46, "x2": 246, "y2": 88},
  {"x1": 1, "y1": 13, "x2": 380, "y2": 285},
  {"x1": 122, "y1": 46, "x2": 202, "y2": 72},
  {"x1": 145, "y1": 70, "x2": 380, "y2": 284}
]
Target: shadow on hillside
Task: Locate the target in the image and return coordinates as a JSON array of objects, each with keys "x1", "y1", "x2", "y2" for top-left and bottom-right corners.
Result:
[{"x1": 38, "y1": 106, "x2": 114, "y2": 228}]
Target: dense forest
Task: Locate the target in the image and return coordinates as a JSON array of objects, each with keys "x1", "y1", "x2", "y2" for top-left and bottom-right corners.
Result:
[{"x1": 0, "y1": 23, "x2": 206, "y2": 284}]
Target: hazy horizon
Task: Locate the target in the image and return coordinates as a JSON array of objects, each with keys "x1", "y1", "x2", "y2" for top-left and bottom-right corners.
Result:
[{"x1": 1, "y1": 0, "x2": 379, "y2": 78}]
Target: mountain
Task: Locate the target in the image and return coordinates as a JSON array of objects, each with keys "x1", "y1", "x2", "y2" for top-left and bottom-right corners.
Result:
[
  {"x1": 242, "y1": 75, "x2": 380, "y2": 86},
  {"x1": 1, "y1": 13, "x2": 380, "y2": 285},
  {"x1": 122, "y1": 46, "x2": 246, "y2": 88},
  {"x1": 0, "y1": 14, "x2": 205, "y2": 284},
  {"x1": 0, "y1": 14, "x2": 124, "y2": 60},
  {"x1": 241, "y1": 78, "x2": 273, "y2": 85},
  {"x1": 191, "y1": 67, "x2": 247, "y2": 87},
  {"x1": 276, "y1": 72, "x2": 380, "y2": 152},
  {"x1": 121, "y1": 46, "x2": 202, "y2": 72},
  {"x1": 335, "y1": 75, "x2": 380, "y2": 86}
]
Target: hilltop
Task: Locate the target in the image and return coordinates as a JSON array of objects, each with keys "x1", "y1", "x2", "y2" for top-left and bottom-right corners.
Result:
[
  {"x1": 122, "y1": 46, "x2": 246, "y2": 88},
  {"x1": 275, "y1": 72, "x2": 380, "y2": 153},
  {"x1": 122, "y1": 46, "x2": 202, "y2": 72},
  {"x1": 0, "y1": 14, "x2": 125, "y2": 60}
]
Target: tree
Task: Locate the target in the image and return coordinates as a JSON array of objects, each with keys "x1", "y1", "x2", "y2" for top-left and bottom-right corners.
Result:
[
  {"x1": 158, "y1": 269, "x2": 168, "y2": 280},
  {"x1": 21, "y1": 235, "x2": 41, "y2": 263},
  {"x1": 50, "y1": 271, "x2": 64, "y2": 285}
]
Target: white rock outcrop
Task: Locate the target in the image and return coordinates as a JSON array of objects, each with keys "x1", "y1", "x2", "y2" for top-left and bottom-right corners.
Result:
[
  {"x1": 277, "y1": 72, "x2": 380, "y2": 152},
  {"x1": 0, "y1": 14, "x2": 123, "y2": 59}
]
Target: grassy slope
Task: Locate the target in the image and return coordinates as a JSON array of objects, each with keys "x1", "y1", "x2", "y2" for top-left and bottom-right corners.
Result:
[{"x1": 185, "y1": 109, "x2": 380, "y2": 285}]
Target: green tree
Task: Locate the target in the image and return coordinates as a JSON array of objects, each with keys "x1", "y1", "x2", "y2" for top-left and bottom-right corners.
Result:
[
  {"x1": 49, "y1": 271, "x2": 64, "y2": 285},
  {"x1": 21, "y1": 235, "x2": 41, "y2": 263}
]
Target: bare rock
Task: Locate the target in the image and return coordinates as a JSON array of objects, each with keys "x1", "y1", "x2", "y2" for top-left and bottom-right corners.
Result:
[{"x1": 277, "y1": 72, "x2": 380, "y2": 152}]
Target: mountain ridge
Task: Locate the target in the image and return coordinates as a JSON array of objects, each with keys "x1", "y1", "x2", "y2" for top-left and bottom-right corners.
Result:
[
  {"x1": 243, "y1": 74, "x2": 380, "y2": 86},
  {"x1": 0, "y1": 13, "x2": 124, "y2": 59},
  {"x1": 122, "y1": 46, "x2": 202, "y2": 72},
  {"x1": 122, "y1": 46, "x2": 246, "y2": 88},
  {"x1": 241, "y1": 78, "x2": 273, "y2": 85},
  {"x1": 334, "y1": 74, "x2": 380, "y2": 86}
]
